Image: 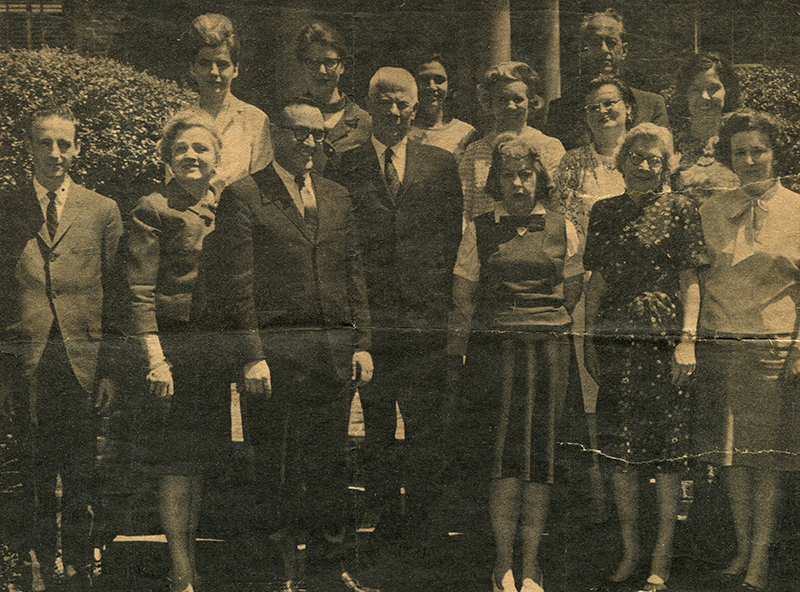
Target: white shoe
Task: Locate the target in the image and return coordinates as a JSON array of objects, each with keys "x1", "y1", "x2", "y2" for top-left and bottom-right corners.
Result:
[
  {"x1": 520, "y1": 576, "x2": 545, "y2": 592},
  {"x1": 492, "y1": 569, "x2": 518, "y2": 592}
]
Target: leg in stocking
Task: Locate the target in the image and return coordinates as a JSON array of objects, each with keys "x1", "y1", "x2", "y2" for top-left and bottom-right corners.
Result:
[
  {"x1": 491, "y1": 478, "x2": 522, "y2": 590},
  {"x1": 723, "y1": 466, "x2": 753, "y2": 576},
  {"x1": 159, "y1": 475, "x2": 195, "y2": 591},
  {"x1": 610, "y1": 470, "x2": 641, "y2": 582},
  {"x1": 520, "y1": 482, "x2": 550, "y2": 585},
  {"x1": 744, "y1": 469, "x2": 779, "y2": 589},
  {"x1": 650, "y1": 471, "x2": 680, "y2": 583}
]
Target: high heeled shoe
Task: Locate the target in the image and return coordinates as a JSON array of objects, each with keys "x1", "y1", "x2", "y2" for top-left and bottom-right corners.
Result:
[
  {"x1": 492, "y1": 569, "x2": 518, "y2": 592},
  {"x1": 637, "y1": 574, "x2": 667, "y2": 592},
  {"x1": 520, "y1": 575, "x2": 545, "y2": 592}
]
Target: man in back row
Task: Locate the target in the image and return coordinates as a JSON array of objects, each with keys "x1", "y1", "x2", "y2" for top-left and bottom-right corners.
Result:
[{"x1": 544, "y1": 8, "x2": 668, "y2": 150}]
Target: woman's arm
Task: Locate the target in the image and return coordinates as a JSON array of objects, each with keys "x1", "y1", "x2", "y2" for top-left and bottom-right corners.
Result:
[
  {"x1": 583, "y1": 270, "x2": 607, "y2": 382},
  {"x1": 126, "y1": 196, "x2": 174, "y2": 398},
  {"x1": 448, "y1": 219, "x2": 480, "y2": 358},
  {"x1": 672, "y1": 268, "x2": 700, "y2": 386}
]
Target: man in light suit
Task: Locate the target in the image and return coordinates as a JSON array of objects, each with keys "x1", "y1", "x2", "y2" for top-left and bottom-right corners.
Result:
[
  {"x1": 326, "y1": 67, "x2": 463, "y2": 546},
  {"x1": 544, "y1": 8, "x2": 669, "y2": 150},
  {"x1": 211, "y1": 97, "x2": 373, "y2": 591},
  {"x1": 0, "y1": 105, "x2": 122, "y2": 591}
]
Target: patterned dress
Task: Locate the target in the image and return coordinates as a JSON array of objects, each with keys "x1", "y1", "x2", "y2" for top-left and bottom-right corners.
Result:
[
  {"x1": 584, "y1": 191, "x2": 709, "y2": 467},
  {"x1": 672, "y1": 128, "x2": 739, "y2": 207}
]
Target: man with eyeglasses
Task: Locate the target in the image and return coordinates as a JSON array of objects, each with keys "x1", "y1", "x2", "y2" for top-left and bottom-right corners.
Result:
[
  {"x1": 209, "y1": 96, "x2": 374, "y2": 591},
  {"x1": 296, "y1": 22, "x2": 372, "y2": 172},
  {"x1": 326, "y1": 67, "x2": 463, "y2": 550},
  {"x1": 544, "y1": 8, "x2": 669, "y2": 150}
]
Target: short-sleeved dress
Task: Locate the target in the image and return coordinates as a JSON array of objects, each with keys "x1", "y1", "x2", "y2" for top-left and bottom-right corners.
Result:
[
  {"x1": 457, "y1": 205, "x2": 575, "y2": 484},
  {"x1": 125, "y1": 179, "x2": 225, "y2": 474},
  {"x1": 584, "y1": 191, "x2": 709, "y2": 467},
  {"x1": 672, "y1": 129, "x2": 739, "y2": 208}
]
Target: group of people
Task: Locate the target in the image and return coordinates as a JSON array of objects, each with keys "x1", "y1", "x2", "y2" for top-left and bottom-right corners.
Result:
[{"x1": 1, "y1": 7, "x2": 799, "y2": 592}]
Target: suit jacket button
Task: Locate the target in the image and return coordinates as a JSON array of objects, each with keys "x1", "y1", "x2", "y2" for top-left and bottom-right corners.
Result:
[{"x1": 49, "y1": 252, "x2": 58, "y2": 262}]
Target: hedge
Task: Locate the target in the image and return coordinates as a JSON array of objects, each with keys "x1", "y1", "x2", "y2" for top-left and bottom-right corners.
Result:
[
  {"x1": 662, "y1": 63, "x2": 800, "y2": 178},
  {"x1": 0, "y1": 48, "x2": 197, "y2": 214}
]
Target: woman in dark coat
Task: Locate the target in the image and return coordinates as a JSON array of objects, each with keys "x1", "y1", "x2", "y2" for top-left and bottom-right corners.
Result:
[{"x1": 125, "y1": 110, "x2": 222, "y2": 592}]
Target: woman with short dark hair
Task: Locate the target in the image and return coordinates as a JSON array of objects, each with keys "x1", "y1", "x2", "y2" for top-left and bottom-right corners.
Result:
[
  {"x1": 671, "y1": 51, "x2": 740, "y2": 205},
  {"x1": 696, "y1": 109, "x2": 800, "y2": 591},
  {"x1": 295, "y1": 21, "x2": 370, "y2": 170},
  {"x1": 409, "y1": 52, "x2": 477, "y2": 161}
]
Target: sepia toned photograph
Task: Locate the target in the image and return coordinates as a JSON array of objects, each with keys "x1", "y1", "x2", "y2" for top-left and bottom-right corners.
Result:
[{"x1": 0, "y1": 1, "x2": 799, "y2": 591}]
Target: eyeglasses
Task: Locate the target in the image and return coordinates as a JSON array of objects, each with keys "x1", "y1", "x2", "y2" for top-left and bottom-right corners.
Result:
[
  {"x1": 281, "y1": 126, "x2": 327, "y2": 143},
  {"x1": 627, "y1": 151, "x2": 664, "y2": 168},
  {"x1": 303, "y1": 57, "x2": 342, "y2": 71},
  {"x1": 584, "y1": 98, "x2": 623, "y2": 113}
]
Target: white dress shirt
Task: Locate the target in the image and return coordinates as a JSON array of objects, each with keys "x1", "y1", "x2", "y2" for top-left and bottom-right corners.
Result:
[
  {"x1": 273, "y1": 161, "x2": 316, "y2": 218},
  {"x1": 34, "y1": 175, "x2": 71, "y2": 223},
  {"x1": 371, "y1": 135, "x2": 408, "y2": 184}
]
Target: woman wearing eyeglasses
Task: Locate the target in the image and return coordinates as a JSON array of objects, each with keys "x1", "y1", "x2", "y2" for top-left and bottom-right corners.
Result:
[
  {"x1": 583, "y1": 123, "x2": 709, "y2": 592},
  {"x1": 296, "y1": 21, "x2": 371, "y2": 171},
  {"x1": 184, "y1": 14, "x2": 272, "y2": 192},
  {"x1": 554, "y1": 75, "x2": 633, "y2": 523}
]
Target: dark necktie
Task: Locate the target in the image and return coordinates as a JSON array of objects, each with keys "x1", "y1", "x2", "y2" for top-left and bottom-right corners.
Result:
[
  {"x1": 295, "y1": 174, "x2": 318, "y2": 229},
  {"x1": 384, "y1": 148, "x2": 401, "y2": 201},
  {"x1": 46, "y1": 191, "x2": 58, "y2": 239}
]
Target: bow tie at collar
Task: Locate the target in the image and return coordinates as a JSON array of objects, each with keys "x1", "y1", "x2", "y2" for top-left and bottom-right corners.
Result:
[
  {"x1": 727, "y1": 191, "x2": 771, "y2": 266},
  {"x1": 498, "y1": 214, "x2": 546, "y2": 232}
]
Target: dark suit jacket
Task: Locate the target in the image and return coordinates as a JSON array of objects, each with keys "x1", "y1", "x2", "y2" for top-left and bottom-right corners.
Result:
[
  {"x1": 208, "y1": 164, "x2": 370, "y2": 380},
  {"x1": 0, "y1": 181, "x2": 123, "y2": 393},
  {"x1": 545, "y1": 83, "x2": 669, "y2": 151},
  {"x1": 325, "y1": 140, "x2": 463, "y2": 333}
]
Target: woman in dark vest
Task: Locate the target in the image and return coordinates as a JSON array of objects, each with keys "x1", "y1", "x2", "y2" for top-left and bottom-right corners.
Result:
[{"x1": 449, "y1": 132, "x2": 582, "y2": 592}]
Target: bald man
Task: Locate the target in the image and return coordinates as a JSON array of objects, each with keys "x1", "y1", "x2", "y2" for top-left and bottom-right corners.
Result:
[{"x1": 326, "y1": 67, "x2": 463, "y2": 545}]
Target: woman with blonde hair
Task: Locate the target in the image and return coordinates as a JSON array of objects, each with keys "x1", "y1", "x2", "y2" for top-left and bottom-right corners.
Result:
[{"x1": 126, "y1": 110, "x2": 224, "y2": 592}]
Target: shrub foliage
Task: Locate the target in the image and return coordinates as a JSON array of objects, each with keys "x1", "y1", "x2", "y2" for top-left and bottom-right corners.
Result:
[
  {"x1": 0, "y1": 48, "x2": 197, "y2": 213},
  {"x1": 662, "y1": 63, "x2": 800, "y2": 177}
]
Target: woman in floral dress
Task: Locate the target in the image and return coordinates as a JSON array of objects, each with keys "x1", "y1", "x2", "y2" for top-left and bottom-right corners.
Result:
[{"x1": 584, "y1": 123, "x2": 709, "y2": 592}]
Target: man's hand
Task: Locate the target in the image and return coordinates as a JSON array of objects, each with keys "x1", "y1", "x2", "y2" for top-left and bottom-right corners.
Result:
[
  {"x1": 351, "y1": 351, "x2": 374, "y2": 386},
  {"x1": 147, "y1": 362, "x2": 174, "y2": 399},
  {"x1": 95, "y1": 377, "x2": 118, "y2": 415},
  {"x1": 243, "y1": 359, "x2": 272, "y2": 397}
]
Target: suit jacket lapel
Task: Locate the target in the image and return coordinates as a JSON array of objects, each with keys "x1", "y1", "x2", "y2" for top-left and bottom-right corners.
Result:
[
  {"x1": 20, "y1": 185, "x2": 51, "y2": 246},
  {"x1": 254, "y1": 166, "x2": 313, "y2": 243},
  {"x1": 360, "y1": 144, "x2": 396, "y2": 209},
  {"x1": 51, "y1": 183, "x2": 83, "y2": 247},
  {"x1": 397, "y1": 141, "x2": 420, "y2": 203}
]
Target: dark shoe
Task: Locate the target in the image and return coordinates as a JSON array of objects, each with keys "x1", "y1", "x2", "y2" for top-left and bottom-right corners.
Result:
[
  {"x1": 591, "y1": 580, "x2": 635, "y2": 592},
  {"x1": 62, "y1": 573, "x2": 91, "y2": 592},
  {"x1": 715, "y1": 571, "x2": 745, "y2": 591}
]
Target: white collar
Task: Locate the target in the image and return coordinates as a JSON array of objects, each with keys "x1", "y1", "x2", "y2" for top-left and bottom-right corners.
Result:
[
  {"x1": 371, "y1": 135, "x2": 408, "y2": 160},
  {"x1": 33, "y1": 175, "x2": 71, "y2": 204}
]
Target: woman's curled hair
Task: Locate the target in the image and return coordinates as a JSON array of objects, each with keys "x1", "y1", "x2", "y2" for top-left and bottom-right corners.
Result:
[
  {"x1": 485, "y1": 132, "x2": 556, "y2": 208},
  {"x1": 159, "y1": 109, "x2": 222, "y2": 166}
]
